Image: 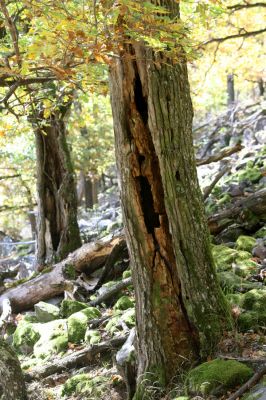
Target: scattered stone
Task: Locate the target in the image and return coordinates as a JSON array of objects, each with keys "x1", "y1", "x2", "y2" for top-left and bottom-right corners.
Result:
[
  {"x1": 34, "y1": 319, "x2": 68, "y2": 359},
  {"x1": 34, "y1": 301, "x2": 60, "y2": 322}
]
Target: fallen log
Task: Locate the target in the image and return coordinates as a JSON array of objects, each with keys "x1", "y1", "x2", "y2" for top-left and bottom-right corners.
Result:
[
  {"x1": 24, "y1": 335, "x2": 128, "y2": 382},
  {"x1": 89, "y1": 277, "x2": 132, "y2": 307},
  {"x1": 0, "y1": 235, "x2": 126, "y2": 313},
  {"x1": 208, "y1": 189, "x2": 266, "y2": 235},
  {"x1": 196, "y1": 143, "x2": 243, "y2": 166}
]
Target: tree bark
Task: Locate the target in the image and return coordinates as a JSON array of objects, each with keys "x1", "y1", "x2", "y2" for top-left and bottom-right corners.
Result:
[
  {"x1": 227, "y1": 74, "x2": 235, "y2": 106},
  {"x1": 0, "y1": 338, "x2": 27, "y2": 399},
  {"x1": 34, "y1": 110, "x2": 81, "y2": 268},
  {"x1": 109, "y1": 1, "x2": 231, "y2": 390}
]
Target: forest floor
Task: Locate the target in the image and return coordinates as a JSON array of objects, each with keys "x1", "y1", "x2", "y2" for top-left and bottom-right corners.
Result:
[{"x1": 0, "y1": 100, "x2": 265, "y2": 400}]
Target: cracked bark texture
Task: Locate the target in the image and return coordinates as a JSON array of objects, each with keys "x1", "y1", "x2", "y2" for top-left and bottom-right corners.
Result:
[
  {"x1": 34, "y1": 110, "x2": 81, "y2": 268},
  {"x1": 0, "y1": 339, "x2": 27, "y2": 399},
  {"x1": 109, "y1": 1, "x2": 231, "y2": 391}
]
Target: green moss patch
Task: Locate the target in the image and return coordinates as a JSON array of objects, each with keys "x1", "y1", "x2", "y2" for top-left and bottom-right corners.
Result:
[
  {"x1": 114, "y1": 295, "x2": 134, "y2": 311},
  {"x1": 13, "y1": 321, "x2": 40, "y2": 354},
  {"x1": 67, "y1": 307, "x2": 101, "y2": 343},
  {"x1": 60, "y1": 299, "x2": 88, "y2": 318},
  {"x1": 33, "y1": 319, "x2": 68, "y2": 359},
  {"x1": 85, "y1": 329, "x2": 101, "y2": 345},
  {"x1": 188, "y1": 359, "x2": 253, "y2": 395},
  {"x1": 236, "y1": 236, "x2": 257, "y2": 252},
  {"x1": 106, "y1": 308, "x2": 135, "y2": 335},
  {"x1": 62, "y1": 374, "x2": 109, "y2": 397}
]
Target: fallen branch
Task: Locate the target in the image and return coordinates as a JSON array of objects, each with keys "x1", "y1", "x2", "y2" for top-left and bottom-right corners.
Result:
[
  {"x1": 227, "y1": 364, "x2": 266, "y2": 400},
  {"x1": 89, "y1": 277, "x2": 132, "y2": 307},
  {"x1": 24, "y1": 335, "x2": 128, "y2": 382},
  {"x1": 203, "y1": 164, "x2": 230, "y2": 200},
  {"x1": 196, "y1": 143, "x2": 243, "y2": 166}
]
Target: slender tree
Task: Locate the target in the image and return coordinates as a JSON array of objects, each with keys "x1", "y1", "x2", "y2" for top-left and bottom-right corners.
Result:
[
  {"x1": 109, "y1": 1, "x2": 231, "y2": 395},
  {"x1": 33, "y1": 105, "x2": 81, "y2": 268}
]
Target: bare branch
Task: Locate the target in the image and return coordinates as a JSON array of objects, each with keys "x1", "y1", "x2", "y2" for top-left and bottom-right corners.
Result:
[
  {"x1": 196, "y1": 143, "x2": 243, "y2": 166},
  {"x1": 228, "y1": 2, "x2": 266, "y2": 11},
  {"x1": 202, "y1": 28, "x2": 266, "y2": 46}
]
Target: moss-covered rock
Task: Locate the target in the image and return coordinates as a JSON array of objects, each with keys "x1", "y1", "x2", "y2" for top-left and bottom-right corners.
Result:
[
  {"x1": 212, "y1": 245, "x2": 253, "y2": 272},
  {"x1": 188, "y1": 359, "x2": 253, "y2": 395},
  {"x1": 122, "y1": 270, "x2": 132, "y2": 279},
  {"x1": 0, "y1": 338, "x2": 27, "y2": 400},
  {"x1": 217, "y1": 271, "x2": 259, "y2": 293},
  {"x1": 85, "y1": 329, "x2": 101, "y2": 345},
  {"x1": 233, "y1": 259, "x2": 258, "y2": 278},
  {"x1": 60, "y1": 299, "x2": 88, "y2": 318},
  {"x1": 114, "y1": 295, "x2": 134, "y2": 311},
  {"x1": 61, "y1": 373, "x2": 109, "y2": 397},
  {"x1": 242, "y1": 289, "x2": 266, "y2": 312},
  {"x1": 34, "y1": 301, "x2": 60, "y2": 322},
  {"x1": 13, "y1": 321, "x2": 40, "y2": 354},
  {"x1": 254, "y1": 226, "x2": 266, "y2": 239},
  {"x1": 67, "y1": 307, "x2": 101, "y2": 343},
  {"x1": 33, "y1": 319, "x2": 68, "y2": 359},
  {"x1": 238, "y1": 166, "x2": 262, "y2": 183},
  {"x1": 236, "y1": 236, "x2": 257, "y2": 252},
  {"x1": 106, "y1": 308, "x2": 135, "y2": 335}
]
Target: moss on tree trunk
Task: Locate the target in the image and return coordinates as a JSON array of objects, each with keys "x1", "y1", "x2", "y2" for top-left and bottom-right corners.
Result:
[
  {"x1": 109, "y1": 1, "x2": 232, "y2": 394},
  {"x1": 0, "y1": 339, "x2": 27, "y2": 399}
]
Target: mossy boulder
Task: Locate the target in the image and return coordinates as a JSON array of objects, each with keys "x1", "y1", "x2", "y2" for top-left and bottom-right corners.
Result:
[
  {"x1": 217, "y1": 271, "x2": 259, "y2": 293},
  {"x1": 67, "y1": 307, "x2": 101, "y2": 343},
  {"x1": 212, "y1": 245, "x2": 252, "y2": 272},
  {"x1": 85, "y1": 329, "x2": 101, "y2": 345},
  {"x1": 233, "y1": 259, "x2": 258, "y2": 278},
  {"x1": 60, "y1": 299, "x2": 88, "y2": 318},
  {"x1": 34, "y1": 301, "x2": 60, "y2": 322},
  {"x1": 237, "y1": 311, "x2": 266, "y2": 332},
  {"x1": 106, "y1": 308, "x2": 135, "y2": 335},
  {"x1": 114, "y1": 295, "x2": 134, "y2": 311},
  {"x1": 236, "y1": 236, "x2": 257, "y2": 252},
  {"x1": 254, "y1": 226, "x2": 266, "y2": 239},
  {"x1": 188, "y1": 359, "x2": 253, "y2": 395},
  {"x1": 13, "y1": 321, "x2": 40, "y2": 354},
  {"x1": 62, "y1": 373, "x2": 109, "y2": 397},
  {"x1": 242, "y1": 289, "x2": 266, "y2": 312},
  {"x1": 34, "y1": 319, "x2": 68, "y2": 359},
  {"x1": 238, "y1": 166, "x2": 262, "y2": 183}
]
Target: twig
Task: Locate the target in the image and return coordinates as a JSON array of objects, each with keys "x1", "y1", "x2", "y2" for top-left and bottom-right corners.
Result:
[
  {"x1": 227, "y1": 364, "x2": 266, "y2": 400},
  {"x1": 203, "y1": 164, "x2": 230, "y2": 200},
  {"x1": 196, "y1": 143, "x2": 243, "y2": 166}
]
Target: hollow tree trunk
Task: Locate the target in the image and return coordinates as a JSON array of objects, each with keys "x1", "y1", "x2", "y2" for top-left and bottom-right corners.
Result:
[
  {"x1": 34, "y1": 111, "x2": 81, "y2": 268},
  {"x1": 109, "y1": 1, "x2": 231, "y2": 391}
]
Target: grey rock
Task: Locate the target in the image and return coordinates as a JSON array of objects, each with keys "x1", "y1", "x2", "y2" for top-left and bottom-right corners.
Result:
[{"x1": 34, "y1": 301, "x2": 60, "y2": 323}]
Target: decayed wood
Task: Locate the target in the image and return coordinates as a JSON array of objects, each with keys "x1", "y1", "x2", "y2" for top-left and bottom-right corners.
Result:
[
  {"x1": 227, "y1": 364, "x2": 266, "y2": 400},
  {"x1": 208, "y1": 188, "x2": 266, "y2": 234},
  {"x1": 24, "y1": 335, "x2": 128, "y2": 382},
  {"x1": 0, "y1": 236, "x2": 126, "y2": 313}
]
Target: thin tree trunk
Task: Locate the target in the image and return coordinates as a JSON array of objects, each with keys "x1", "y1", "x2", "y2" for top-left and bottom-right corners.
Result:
[
  {"x1": 109, "y1": 1, "x2": 231, "y2": 391},
  {"x1": 227, "y1": 74, "x2": 235, "y2": 106},
  {"x1": 34, "y1": 111, "x2": 81, "y2": 268}
]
